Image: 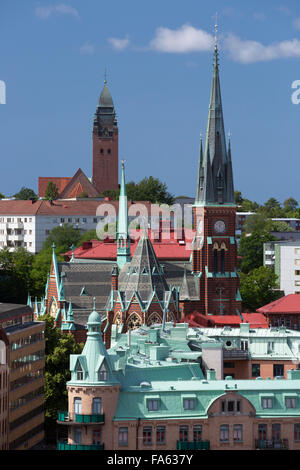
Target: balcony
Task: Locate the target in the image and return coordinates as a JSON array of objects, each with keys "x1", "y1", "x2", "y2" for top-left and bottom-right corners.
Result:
[
  {"x1": 57, "y1": 411, "x2": 105, "y2": 424},
  {"x1": 57, "y1": 439, "x2": 104, "y2": 451},
  {"x1": 177, "y1": 440, "x2": 210, "y2": 450},
  {"x1": 223, "y1": 349, "x2": 249, "y2": 360},
  {"x1": 255, "y1": 439, "x2": 288, "y2": 450}
]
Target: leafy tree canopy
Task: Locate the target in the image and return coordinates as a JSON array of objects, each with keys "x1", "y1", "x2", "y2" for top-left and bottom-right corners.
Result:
[
  {"x1": 240, "y1": 266, "x2": 283, "y2": 312},
  {"x1": 100, "y1": 176, "x2": 174, "y2": 205},
  {"x1": 14, "y1": 186, "x2": 38, "y2": 200},
  {"x1": 44, "y1": 181, "x2": 59, "y2": 201},
  {"x1": 40, "y1": 314, "x2": 83, "y2": 420}
]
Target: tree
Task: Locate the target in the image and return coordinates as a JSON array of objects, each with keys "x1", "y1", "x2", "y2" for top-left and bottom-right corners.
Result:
[
  {"x1": 14, "y1": 187, "x2": 38, "y2": 200},
  {"x1": 238, "y1": 231, "x2": 276, "y2": 274},
  {"x1": 0, "y1": 192, "x2": 5, "y2": 199},
  {"x1": 44, "y1": 181, "x2": 59, "y2": 200},
  {"x1": 234, "y1": 190, "x2": 243, "y2": 205},
  {"x1": 240, "y1": 266, "x2": 283, "y2": 311},
  {"x1": 100, "y1": 176, "x2": 174, "y2": 204},
  {"x1": 30, "y1": 225, "x2": 82, "y2": 298},
  {"x1": 40, "y1": 314, "x2": 83, "y2": 442},
  {"x1": 283, "y1": 197, "x2": 299, "y2": 213},
  {"x1": 0, "y1": 247, "x2": 35, "y2": 303},
  {"x1": 42, "y1": 224, "x2": 82, "y2": 252}
]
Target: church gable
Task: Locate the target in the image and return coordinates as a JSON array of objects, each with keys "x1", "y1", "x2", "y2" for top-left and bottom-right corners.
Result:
[{"x1": 59, "y1": 168, "x2": 99, "y2": 198}]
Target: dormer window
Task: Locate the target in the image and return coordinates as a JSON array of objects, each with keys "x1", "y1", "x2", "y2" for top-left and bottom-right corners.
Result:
[
  {"x1": 99, "y1": 363, "x2": 107, "y2": 381},
  {"x1": 76, "y1": 363, "x2": 84, "y2": 381}
]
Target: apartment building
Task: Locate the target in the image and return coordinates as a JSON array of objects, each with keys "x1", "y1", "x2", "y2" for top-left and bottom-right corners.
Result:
[
  {"x1": 57, "y1": 311, "x2": 300, "y2": 451},
  {"x1": 0, "y1": 303, "x2": 45, "y2": 450}
]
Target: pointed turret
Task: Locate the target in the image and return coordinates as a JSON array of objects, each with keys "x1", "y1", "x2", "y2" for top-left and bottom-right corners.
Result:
[
  {"x1": 195, "y1": 44, "x2": 235, "y2": 205},
  {"x1": 118, "y1": 230, "x2": 170, "y2": 305},
  {"x1": 117, "y1": 160, "x2": 131, "y2": 269}
]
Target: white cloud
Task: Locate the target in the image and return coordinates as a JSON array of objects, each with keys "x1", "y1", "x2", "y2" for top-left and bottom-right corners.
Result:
[
  {"x1": 107, "y1": 35, "x2": 130, "y2": 51},
  {"x1": 149, "y1": 24, "x2": 214, "y2": 53},
  {"x1": 35, "y1": 3, "x2": 80, "y2": 20},
  {"x1": 224, "y1": 33, "x2": 300, "y2": 63},
  {"x1": 79, "y1": 42, "x2": 95, "y2": 55}
]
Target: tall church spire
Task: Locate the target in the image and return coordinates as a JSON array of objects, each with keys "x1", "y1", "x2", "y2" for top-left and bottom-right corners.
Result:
[
  {"x1": 117, "y1": 160, "x2": 131, "y2": 269},
  {"x1": 195, "y1": 41, "x2": 235, "y2": 205}
]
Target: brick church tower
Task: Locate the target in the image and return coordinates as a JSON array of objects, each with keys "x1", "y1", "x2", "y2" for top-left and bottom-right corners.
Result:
[
  {"x1": 191, "y1": 42, "x2": 242, "y2": 317},
  {"x1": 92, "y1": 80, "x2": 119, "y2": 194}
]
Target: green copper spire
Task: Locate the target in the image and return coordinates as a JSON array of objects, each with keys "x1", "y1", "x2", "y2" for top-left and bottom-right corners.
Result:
[
  {"x1": 195, "y1": 43, "x2": 235, "y2": 205},
  {"x1": 117, "y1": 160, "x2": 131, "y2": 269}
]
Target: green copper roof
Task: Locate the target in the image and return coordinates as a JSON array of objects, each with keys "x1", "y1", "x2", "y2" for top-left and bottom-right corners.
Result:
[
  {"x1": 117, "y1": 161, "x2": 131, "y2": 269},
  {"x1": 98, "y1": 81, "x2": 114, "y2": 108}
]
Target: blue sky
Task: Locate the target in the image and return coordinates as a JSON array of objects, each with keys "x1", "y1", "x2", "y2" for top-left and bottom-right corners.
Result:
[{"x1": 1, "y1": 1, "x2": 300, "y2": 204}]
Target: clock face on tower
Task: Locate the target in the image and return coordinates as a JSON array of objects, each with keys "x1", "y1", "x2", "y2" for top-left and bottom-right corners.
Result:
[{"x1": 214, "y1": 220, "x2": 226, "y2": 234}]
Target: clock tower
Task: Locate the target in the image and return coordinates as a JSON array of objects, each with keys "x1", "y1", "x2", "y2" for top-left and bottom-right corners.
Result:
[
  {"x1": 192, "y1": 43, "x2": 242, "y2": 317},
  {"x1": 92, "y1": 79, "x2": 119, "y2": 194}
]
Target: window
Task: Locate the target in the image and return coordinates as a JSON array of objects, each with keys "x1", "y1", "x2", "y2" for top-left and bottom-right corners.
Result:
[
  {"x1": 295, "y1": 259, "x2": 300, "y2": 266},
  {"x1": 267, "y1": 341, "x2": 275, "y2": 353},
  {"x1": 227, "y1": 401, "x2": 235, "y2": 412},
  {"x1": 261, "y1": 397, "x2": 273, "y2": 409},
  {"x1": 143, "y1": 427, "x2": 152, "y2": 445},
  {"x1": 224, "y1": 362, "x2": 235, "y2": 368},
  {"x1": 74, "y1": 428, "x2": 82, "y2": 445},
  {"x1": 82, "y1": 218, "x2": 87, "y2": 223},
  {"x1": 241, "y1": 340, "x2": 248, "y2": 351},
  {"x1": 220, "y1": 425, "x2": 229, "y2": 442},
  {"x1": 147, "y1": 399, "x2": 159, "y2": 411},
  {"x1": 76, "y1": 363, "x2": 84, "y2": 381},
  {"x1": 252, "y1": 364, "x2": 260, "y2": 377},
  {"x1": 183, "y1": 398, "x2": 195, "y2": 410},
  {"x1": 213, "y1": 248, "x2": 218, "y2": 273},
  {"x1": 295, "y1": 270, "x2": 300, "y2": 276},
  {"x1": 295, "y1": 249, "x2": 300, "y2": 255},
  {"x1": 295, "y1": 281, "x2": 300, "y2": 286},
  {"x1": 68, "y1": 218, "x2": 72, "y2": 223},
  {"x1": 98, "y1": 363, "x2": 107, "y2": 381},
  {"x1": 93, "y1": 218, "x2": 97, "y2": 223},
  {"x1": 93, "y1": 430, "x2": 101, "y2": 445},
  {"x1": 179, "y1": 426, "x2": 188, "y2": 442},
  {"x1": 92, "y1": 397, "x2": 102, "y2": 414},
  {"x1": 233, "y1": 424, "x2": 243, "y2": 442},
  {"x1": 107, "y1": 149, "x2": 111, "y2": 154},
  {"x1": 74, "y1": 397, "x2": 82, "y2": 415},
  {"x1": 285, "y1": 397, "x2": 296, "y2": 409},
  {"x1": 258, "y1": 424, "x2": 267, "y2": 440},
  {"x1": 156, "y1": 426, "x2": 166, "y2": 445},
  {"x1": 272, "y1": 423, "x2": 281, "y2": 442},
  {"x1": 193, "y1": 425, "x2": 202, "y2": 442},
  {"x1": 118, "y1": 427, "x2": 128, "y2": 446},
  {"x1": 60, "y1": 218, "x2": 65, "y2": 223},
  {"x1": 294, "y1": 424, "x2": 300, "y2": 442},
  {"x1": 100, "y1": 148, "x2": 104, "y2": 154},
  {"x1": 273, "y1": 364, "x2": 284, "y2": 377}
]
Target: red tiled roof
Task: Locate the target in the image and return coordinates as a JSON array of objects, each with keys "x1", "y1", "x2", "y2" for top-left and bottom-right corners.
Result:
[
  {"x1": 38, "y1": 177, "x2": 72, "y2": 197},
  {"x1": 64, "y1": 229, "x2": 192, "y2": 261},
  {"x1": 257, "y1": 294, "x2": 300, "y2": 314},
  {"x1": 0, "y1": 199, "x2": 152, "y2": 216},
  {"x1": 183, "y1": 312, "x2": 269, "y2": 329}
]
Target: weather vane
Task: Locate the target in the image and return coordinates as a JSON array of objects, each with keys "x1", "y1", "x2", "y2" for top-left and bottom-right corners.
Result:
[{"x1": 104, "y1": 67, "x2": 107, "y2": 84}]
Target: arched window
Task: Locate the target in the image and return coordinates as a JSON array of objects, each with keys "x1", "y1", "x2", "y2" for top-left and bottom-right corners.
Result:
[
  {"x1": 213, "y1": 243, "x2": 218, "y2": 274},
  {"x1": 220, "y1": 242, "x2": 227, "y2": 274}
]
